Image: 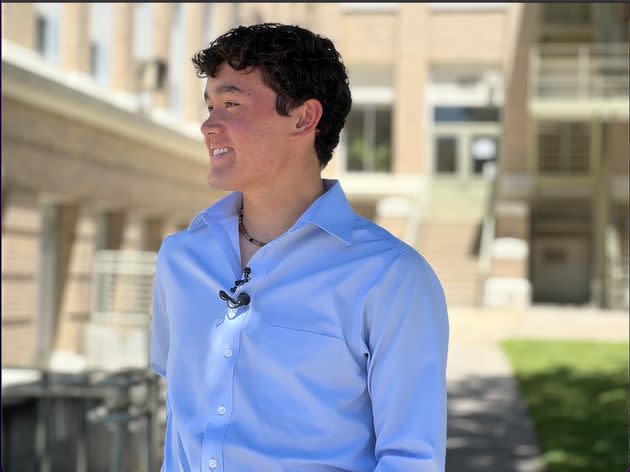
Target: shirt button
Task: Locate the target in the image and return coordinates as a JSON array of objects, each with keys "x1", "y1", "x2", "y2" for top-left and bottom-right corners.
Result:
[
  {"x1": 224, "y1": 348, "x2": 233, "y2": 358},
  {"x1": 208, "y1": 458, "x2": 218, "y2": 469},
  {"x1": 217, "y1": 405, "x2": 226, "y2": 415}
]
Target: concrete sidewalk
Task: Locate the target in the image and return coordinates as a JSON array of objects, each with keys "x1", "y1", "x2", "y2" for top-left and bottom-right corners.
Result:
[{"x1": 444, "y1": 305, "x2": 629, "y2": 472}]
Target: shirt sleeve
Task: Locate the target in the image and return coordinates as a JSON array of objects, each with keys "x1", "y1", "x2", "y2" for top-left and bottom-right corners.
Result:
[
  {"x1": 150, "y1": 251, "x2": 169, "y2": 378},
  {"x1": 362, "y1": 248, "x2": 449, "y2": 472}
]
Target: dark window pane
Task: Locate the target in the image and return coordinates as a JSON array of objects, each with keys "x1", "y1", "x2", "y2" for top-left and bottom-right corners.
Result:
[
  {"x1": 36, "y1": 15, "x2": 47, "y2": 55},
  {"x1": 345, "y1": 105, "x2": 392, "y2": 172},
  {"x1": 346, "y1": 108, "x2": 365, "y2": 171},
  {"x1": 434, "y1": 106, "x2": 500, "y2": 123},
  {"x1": 435, "y1": 137, "x2": 457, "y2": 173},
  {"x1": 374, "y1": 108, "x2": 392, "y2": 172},
  {"x1": 90, "y1": 42, "x2": 101, "y2": 78},
  {"x1": 470, "y1": 135, "x2": 499, "y2": 175}
]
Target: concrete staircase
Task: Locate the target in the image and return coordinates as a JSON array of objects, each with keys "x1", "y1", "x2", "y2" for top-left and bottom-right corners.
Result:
[{"x1": 416, "y1": 221, "x2": 482, "y2": 307}]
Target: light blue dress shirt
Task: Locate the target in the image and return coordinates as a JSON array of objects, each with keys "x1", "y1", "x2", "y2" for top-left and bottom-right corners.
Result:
[{"x1": 151, "y1": 179, "x2": 449, "y2": 472}]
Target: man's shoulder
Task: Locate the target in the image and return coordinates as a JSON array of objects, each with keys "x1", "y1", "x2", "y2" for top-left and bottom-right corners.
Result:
[
  {"x1": 156, "y1": 227, "x2": 198, "y2": 260},
  {"x1": 352, "y1": 213, "x2": 427, "y2": 267}
]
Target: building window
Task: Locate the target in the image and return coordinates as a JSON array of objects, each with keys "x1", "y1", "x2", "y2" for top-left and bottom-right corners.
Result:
[
  {"x1": 169, "y1": 4, "x2": 185, "y2": 116},
  {"x1": 34, "y1": 3, "x2": 61, "y2": 64},
  {"x1": 133, "y1": 4, "x2": 153, "y2": 62},
  {"x1": 537, "y1": 122, "x2": 590, "y2": 174},
  {"x1": 435, "y1": 136, "x2": 458, "y2": 174},
  {"x1": 542, "y1": 3, "x2": 592, "y2": 25},
  {"x1": 89, "y1": 3, "x2": 112, "y2": 86},
  {"x1": 434, "y1": 106, "x2": 500, "y2": 123},
  {"x1": 346, "y1": 105, "x2": 392, "y2": 172},
  {"x1": 470, "y1": 135, "x2": 498, "y2": 175},
  {"x1": 134, "y1": 4, "x2": 153, "y2": 107}
]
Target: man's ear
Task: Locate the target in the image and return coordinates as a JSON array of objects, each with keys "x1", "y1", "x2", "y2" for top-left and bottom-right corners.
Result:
[{"x1": 292, "y1": 99, "x2": 323, "y2": 136}]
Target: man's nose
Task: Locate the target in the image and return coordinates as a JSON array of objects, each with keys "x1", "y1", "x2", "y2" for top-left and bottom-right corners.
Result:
[{"x1": 200, "y1": 112, "x2": 221, "y2": 136}]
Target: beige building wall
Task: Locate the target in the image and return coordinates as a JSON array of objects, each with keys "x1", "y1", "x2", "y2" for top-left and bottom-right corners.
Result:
[
  {"x1": 2, "y1": 3, "x2": 35, "y2": 49},
  {"x1": 2, "y1": 189, "x2": 40, "y2": 367},
  {"x1": 340, "y1": 12, "x2": 396, "y2": 65},
  {"x1": 111, "y1": 3, "x2": 134, "y2": 93},
  {"x1": 394, "y1": 4, "x2": 428, "y2": 175},
  {"x1": 61, "y1": 4, "x2": 89, "y2": 74},
  {"x1": 500, "y1": 4, "x2": 540, "y2": 174},
  {"x1": 427, "y1": 10, "x2": 507, "y2": 64}
]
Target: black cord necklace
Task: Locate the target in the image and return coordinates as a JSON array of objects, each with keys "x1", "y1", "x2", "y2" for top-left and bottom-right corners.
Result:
[{"x1": 238, "y1": 208, "x2": 267, "y2": 247}]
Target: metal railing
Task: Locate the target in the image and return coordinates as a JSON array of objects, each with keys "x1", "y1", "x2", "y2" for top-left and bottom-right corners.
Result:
[
  {"x1": 530, "y1": 42, "x2": 629, "y2": 100},
  {"x1": 2, "y1": 368, "x2": 164, "y2": 472},
  {"x1": 87, "y1": 250, "x2": 157, "y2": 371},
  {"x1": 605, "y1": 225, "x2": 630, "y2": 309},
  {"x1": 477, "y1": 167, "x2": 499, "y2": 306}
]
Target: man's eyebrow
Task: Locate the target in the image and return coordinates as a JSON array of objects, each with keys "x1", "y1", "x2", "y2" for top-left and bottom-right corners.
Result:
[{"x1": 204, "y1": 84, "x2": 248, "y2": 102}]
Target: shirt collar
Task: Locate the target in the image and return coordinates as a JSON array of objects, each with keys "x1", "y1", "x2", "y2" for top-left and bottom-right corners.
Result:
[
  {"x1": 302, "y1": 179, "x2": 354, "y2": 246},
  {"x1": 187, "y1": 191, "x2": 242, "y2": 232},
  {"x1": 187, "y1": 179, "x2": 354, "y2": 246}
]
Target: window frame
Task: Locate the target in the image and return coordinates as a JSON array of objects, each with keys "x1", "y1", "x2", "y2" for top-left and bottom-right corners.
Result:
[
  {"x1": 33, "y1": 3, "x2": 62, "y2": 64},
  {"x1": 88, "y1": 3, "x2": 113, "y2": 86},
  {"x1": 340, "y1": 86, "x2": 394, "y2": 175}
]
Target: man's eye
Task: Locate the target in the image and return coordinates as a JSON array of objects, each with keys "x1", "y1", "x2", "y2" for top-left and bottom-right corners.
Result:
[
  {"x1": 207, "y1": 106, "x2": 213, "y2": 112},
  {"x1": 225, "y1": 102, "x2": 238, "y2": 108}
]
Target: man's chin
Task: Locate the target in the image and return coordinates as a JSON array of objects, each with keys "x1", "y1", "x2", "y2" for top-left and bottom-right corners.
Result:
[{"x1": 207, "y1": 173, "x2": 238, "y2": 192}]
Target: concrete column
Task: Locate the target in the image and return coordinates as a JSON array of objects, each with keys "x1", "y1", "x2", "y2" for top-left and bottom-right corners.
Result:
[
  {"x1": 184, "y1": 3, "x2": 205, "y2": 123},
  {"x1": 37, "y1": 202, "x2": 57, "y2": 368},
  {"x1": 152, "y1": 4, "x2": 173, "y2": 109},
  {"x1": 2, "y1": 3, "x2": 35, "y2": 48},
  {"x1": 141, "y1": 217, "x2": 165, "y2": 252},
  {"x1": 393, "y1": 4, "x2": 427, "y2": 175},
  {"x1": 591, "y1": 120, "x2": 608, "y2": 307},
  {"x1": 111, "y1": 3, "x2": 134, "y2": 93},
  {"x1": 36, "y1": 201, "x2": 79, "y2": 368},
  {"x1": 60, "y1": 4, "x2": 89, "y2": 73},
  {"x1": 501, "y1": 4, "x2": 540, "y2": 173}
]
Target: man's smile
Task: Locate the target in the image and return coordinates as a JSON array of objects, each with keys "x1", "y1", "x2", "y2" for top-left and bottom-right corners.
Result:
[{"x1": 212, "y1": 147, "x2": 233, "y2": 156}]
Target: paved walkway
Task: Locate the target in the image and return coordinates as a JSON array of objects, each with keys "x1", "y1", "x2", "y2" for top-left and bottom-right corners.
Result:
[{"x1": 445, "y1": 305, "x2": 629, "y2": 472}]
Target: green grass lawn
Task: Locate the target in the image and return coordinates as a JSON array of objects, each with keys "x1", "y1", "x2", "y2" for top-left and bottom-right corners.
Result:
[{"x1": 501, "y1": 339, "x2": 629, "y2": 472}]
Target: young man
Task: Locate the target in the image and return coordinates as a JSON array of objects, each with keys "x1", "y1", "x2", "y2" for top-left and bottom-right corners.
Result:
[{"x1": 151, "y1": 23, "x2": 449, "y2": 471}]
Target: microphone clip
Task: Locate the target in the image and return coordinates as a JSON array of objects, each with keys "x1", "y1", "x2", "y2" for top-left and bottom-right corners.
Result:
[
  {"x1": 219, "y1": 290, "x2": 251, "y2": 309},
  {"x1": 229, "y1": 267, "x2": 252, "y2": 293}
]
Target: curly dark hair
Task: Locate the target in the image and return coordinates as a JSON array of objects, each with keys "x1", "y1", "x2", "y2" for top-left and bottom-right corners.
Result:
[{"x1": 191, "y1": 23, "x2": 352, "y2": 169}]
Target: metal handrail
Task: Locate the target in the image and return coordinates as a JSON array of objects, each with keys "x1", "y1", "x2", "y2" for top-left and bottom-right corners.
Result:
[
  {"x1": 477, "y1": 171, "x2": 498, "y2": 306},
  {"x1": 3, "y1": 368, "x2": 162, "y2": 472},
  {"x1": 530, "y1": 42, "x2": 629, "y2": 99}
]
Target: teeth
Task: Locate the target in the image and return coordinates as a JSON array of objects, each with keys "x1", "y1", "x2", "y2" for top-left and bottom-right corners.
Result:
[{"x1": 212, "y1": 147, "x2": 230, "y2": 156}]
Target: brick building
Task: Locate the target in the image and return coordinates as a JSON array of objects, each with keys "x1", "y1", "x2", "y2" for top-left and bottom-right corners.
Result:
[{"x1": 2, "y1": 3, "x2": 628, "y2": 370}]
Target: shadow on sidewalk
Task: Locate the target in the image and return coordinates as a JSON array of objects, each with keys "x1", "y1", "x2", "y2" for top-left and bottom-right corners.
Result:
[{"x1": 446, "y1": 375, "x2": 546, "y2": 472}]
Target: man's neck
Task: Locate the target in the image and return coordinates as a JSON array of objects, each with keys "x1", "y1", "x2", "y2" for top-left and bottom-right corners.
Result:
[{"x1": 240, "y1": 175, "x2": 325, "y2": 246}]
